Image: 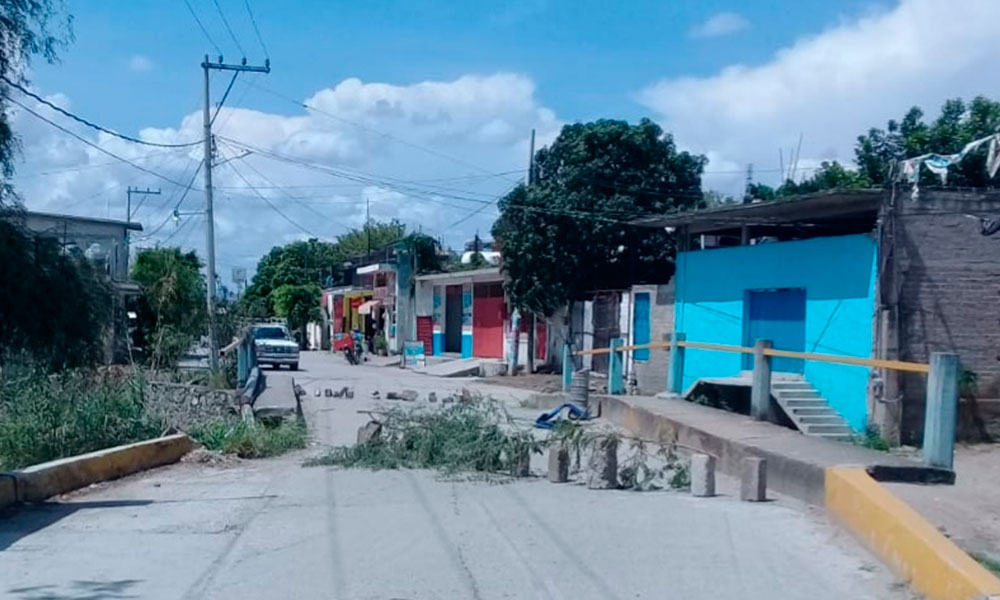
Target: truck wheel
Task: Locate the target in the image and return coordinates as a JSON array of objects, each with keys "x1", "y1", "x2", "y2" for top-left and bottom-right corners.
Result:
[{"x1": 290, "y1": 363, "x2": 299, "y2": 371}]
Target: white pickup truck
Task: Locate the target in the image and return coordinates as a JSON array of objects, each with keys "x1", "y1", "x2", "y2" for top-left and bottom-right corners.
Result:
[{"x1": 252, "y1": 324, "x2": 300, "y2": 370}]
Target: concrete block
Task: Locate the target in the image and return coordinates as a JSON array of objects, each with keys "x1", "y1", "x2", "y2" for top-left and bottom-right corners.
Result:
[
  {"x1": 428, "y1": 392, "x2": 438, "y2": 403},
  {"x1": 690, "y1": 453, "x2": 716, "y2": 497},
  {"x1": 510, "y1": 445, "x2": 531, "y2": 477},
  {"x1": 740, "y1": 456, "x2": 767, "y2": 502},
  {"x1": 357, "y1": 421, "x2": 382, "y2": 446},
  {"x1": 479, "y1": 361, "x2": 507, "y2": 377},
  {"x1": 548, "y1": 445, "x2": 570, "y2": 483},
  {"x1": 587, "y1": 436, "x2": 619, "y2": 489}
]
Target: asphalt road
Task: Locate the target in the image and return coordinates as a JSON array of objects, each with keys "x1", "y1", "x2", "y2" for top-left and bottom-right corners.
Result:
[{"x1": 0, "y1": 352, "x2": 914, "y2": 600}]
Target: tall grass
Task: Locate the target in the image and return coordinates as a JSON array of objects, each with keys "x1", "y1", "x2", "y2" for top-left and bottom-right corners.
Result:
[
  {"x1": 0, "y1": 370, "x2": 165, "y2": 470},
  {"x1": 189, "y1": 417, "x2": 307, "y2": 458}
]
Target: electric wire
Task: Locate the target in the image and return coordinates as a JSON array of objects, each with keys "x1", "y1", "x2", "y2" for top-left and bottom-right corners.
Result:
[
  {"x1": 212, "y1": 0, "x2": 246, "y2": 56},
  {"x1": 182, "y1": 0, "x2": 223, "y2": 56}
]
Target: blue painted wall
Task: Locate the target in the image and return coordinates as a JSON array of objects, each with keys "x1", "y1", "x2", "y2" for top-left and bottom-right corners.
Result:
[{"x1": 674, "y1": 234, "x2": 877, "y2": 431}]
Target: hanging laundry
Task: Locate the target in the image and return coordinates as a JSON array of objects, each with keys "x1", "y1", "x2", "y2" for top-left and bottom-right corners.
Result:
[{"x1": 923, "y1": 154, "x2": 961, "y2": 184}]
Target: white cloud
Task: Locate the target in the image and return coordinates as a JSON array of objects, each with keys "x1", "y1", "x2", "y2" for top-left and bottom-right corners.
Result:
[
  {"x1": 10, "y1": 73, "x2": 561, "y2": 275},
  {"x1": 642, "y1": 0, "x2": 1000, "y2": 194},
  {"x1": 127, "y1": 55, "x2": 153, "y2": 72},
  {"x1": 689, "y1": 12, "x2": 749, "y2": 39}
]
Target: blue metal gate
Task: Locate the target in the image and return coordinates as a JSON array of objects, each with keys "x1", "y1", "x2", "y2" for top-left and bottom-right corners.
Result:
[{"x1": 743, "y1": 288, "x2": 806, "y2": 373}]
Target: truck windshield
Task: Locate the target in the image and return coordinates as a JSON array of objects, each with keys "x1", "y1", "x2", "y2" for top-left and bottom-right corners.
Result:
[{"x1": 254, "y1": 327, "x2": 287, "y2": 340}]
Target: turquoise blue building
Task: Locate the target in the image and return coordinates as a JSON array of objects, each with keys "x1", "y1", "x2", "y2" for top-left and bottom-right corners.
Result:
[{"x1": 642, "y1": 190, "x2": 885, "y2": 433}]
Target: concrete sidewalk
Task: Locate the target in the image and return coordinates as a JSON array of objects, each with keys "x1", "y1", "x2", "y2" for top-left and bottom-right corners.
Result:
[{"x1": 594, "y1": 394, "x2": 927, "y2": 505}]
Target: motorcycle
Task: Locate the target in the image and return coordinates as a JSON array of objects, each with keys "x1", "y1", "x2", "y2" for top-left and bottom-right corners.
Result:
[{"x1": 337, "y1": 330, "x2": 365, "y2": 365}]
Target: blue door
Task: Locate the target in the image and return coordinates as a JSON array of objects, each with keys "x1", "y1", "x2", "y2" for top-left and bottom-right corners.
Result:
[
  {"x1": 633, "y1": 293, "x2": 651, "y2": 361},
  {"x1": 743, "y1": 289, "x2": 806, "y2": 373}
]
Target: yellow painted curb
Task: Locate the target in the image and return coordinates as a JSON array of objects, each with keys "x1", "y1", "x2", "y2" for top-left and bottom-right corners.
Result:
[
  {"x1": 826, "y1": 466, "x2": 1000, "y2": 600},
  {"x1": 15, "y1": 434, "x2": 193, "y2": 503}
]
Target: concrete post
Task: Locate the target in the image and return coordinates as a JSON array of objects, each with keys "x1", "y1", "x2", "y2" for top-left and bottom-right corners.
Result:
[
  {"x1": 740, "y1": 456, "x2": 767, "y2": 501},
  {"x1": 548, "y1": 444, "x2": 569, "y2": 483},
  {"x1": 587, "y1": 436, "x2": 619, "y2": 489},
  {"x1": 690, "y1": 453, "x2": 716, "y2": 497},
  {"x1": 751, "y1": 339, "x2": 773, "y2": 421},
  {"x1": 608, "y1": 337, "x2": 625, "y2": 395},
  {"x1": 667, "y1": 332, "x2": 686, "y2": 395},
  {"x1": 922, "y1": 352, "x2": 960, "y2": 470},
  {"x1": 562, "y1": 342, "x2": 572, "y2": 392}
]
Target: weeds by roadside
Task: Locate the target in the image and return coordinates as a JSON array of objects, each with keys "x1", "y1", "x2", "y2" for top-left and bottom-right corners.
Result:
[
  {"x1": 0, "y1": 369, "x2": 164, "y2": 470},
  {"x1": 853, "y1": 426, "x2": 892, "y2": 452},
  {"x1": 189, "y1": 417, "x2": 307, "y2": 459}
]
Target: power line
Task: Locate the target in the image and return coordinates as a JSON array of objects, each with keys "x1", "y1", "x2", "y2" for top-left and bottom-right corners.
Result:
[
  {"x1": 212, "y1": 0, "x2": 246, "y2": 56},
  {"x1": 2, "y1": 74, "x2": 203, "y2": 148},
  {"x1": 134, "y1": 160, "x2": 204, "y2": 240},
  {"x1": 8, "y1": 96, "x2": 198, "y2": 189},
  {"x1": 183, "y1": 0, "x2": 223, "y2": 55},
  {"x1": 222, "y1": 158, "x2": 320, "y2": 237},
  {"x1": 244, "y1": 0, "x2": 269, "y2": 58}
]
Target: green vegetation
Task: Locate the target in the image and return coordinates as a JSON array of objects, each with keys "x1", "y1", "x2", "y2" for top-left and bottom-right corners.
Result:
[
  {"x1": 749, "y1": 95, "x2": 1000, "y2": 200},
  {"x1": 273, "y1": 283, "x2": 321, "y2": 347},
  {"x1": 305, "y1": 399, "x2": 538, "y2": 475},
  {"x1": 131, "y1": 248, "x2": 207, "y2": 368},
  {"x1": 853, "y1": 426, "x2": 892, "y2": 452},
  {"x1": 0, "y1": 370, "x2": 163, "y2": 470},
  {"x1": 190, "y1": 417, "x2": 307, "y2": 459},
  {"x1": 493, "y1": 118, "x2": 706, "y2": 316},
  {"x1": 0, "y1": 219, "x2": 113, "y2": 369}
]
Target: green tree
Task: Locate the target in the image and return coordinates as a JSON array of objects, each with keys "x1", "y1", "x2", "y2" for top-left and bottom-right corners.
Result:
[
  {"x1": 244, "y1": 238, "x2": 340, "y2": 314},
  {"x1": 492, "y1": 119, "x2": 706, "y2": 315},
  {"x1": 855, "y1": 96, "x2": 1000, "y2": 187},
  {"x1": 336, "y1": 220, "x2": 406, "y2": 259},
  {"x1": 0, "y1": 219, "x2": 111, "y2": 368},
  {"x1": 131, "y1": 248, "x2": 206, "y2": 368},
  {"x1": 273, "y1": 284, "x2": 321, "y2": 347},
  {"x1": 0, "y1": 1, "x2": 73, "y2": 207}
]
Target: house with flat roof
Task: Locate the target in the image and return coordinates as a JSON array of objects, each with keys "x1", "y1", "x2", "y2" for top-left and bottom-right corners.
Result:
[{"x1": 637, "y1": 187, "x2": 1000, "y2": 443}]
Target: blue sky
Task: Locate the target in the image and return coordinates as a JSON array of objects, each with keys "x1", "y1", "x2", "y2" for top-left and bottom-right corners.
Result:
[
  {"x1": 14, "y1": 0, "x2": 1000, "y2": 273},
  {"x1": 34, "y1": 0, "x2": 876, "y2": 135}
]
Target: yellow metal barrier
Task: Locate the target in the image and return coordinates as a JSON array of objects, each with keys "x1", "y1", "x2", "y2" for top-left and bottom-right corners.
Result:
[{"x1": 573, "y1": 338, "x2": 928, "y2": 373}]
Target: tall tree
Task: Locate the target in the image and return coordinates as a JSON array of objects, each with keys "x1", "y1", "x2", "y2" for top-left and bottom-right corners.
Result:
[
  {"x1": 131, "y1": 248, "x2": 207, "y2": 368},
  {"x1": 336, "y1": 220, "x2": 406, "y2": 259},
  {"x1": 244, "y1": 239, "x2": 341, "y2": 314},
  {"x1": 0, "y1": 0, "x2": 72, "y2": 207},
  {"x1": 856, "y1": 96, "x2": 1000, "y2": 187},
  {"x1": 272, "y1": 284, "x2": 321, "y2": 348},
  {"x1": 492, "y1": 119, "x2": 706, "y2": 316}
]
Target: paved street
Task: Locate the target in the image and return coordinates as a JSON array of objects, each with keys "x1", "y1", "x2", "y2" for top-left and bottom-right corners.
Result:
[{"x1": 0, "y1": 352, "x2": 912, "y2": 600}]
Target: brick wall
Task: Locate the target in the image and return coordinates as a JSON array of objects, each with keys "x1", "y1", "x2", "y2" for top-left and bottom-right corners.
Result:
[{"x1": 894, "y1": 189, "x2": 1000, "y2": 441}]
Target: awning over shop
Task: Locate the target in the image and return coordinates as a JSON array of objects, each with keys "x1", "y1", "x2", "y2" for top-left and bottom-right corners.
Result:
[{"x1": 357, "y1": 299, "x2": 381, "y2": 315}]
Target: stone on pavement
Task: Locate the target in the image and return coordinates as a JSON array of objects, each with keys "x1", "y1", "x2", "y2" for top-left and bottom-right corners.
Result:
[
  {"x1": 741, "y1": 456, "x2": 767, "y2": 502},
  {"x1": 356, "y1": 421, "x2": 382, "y2": 445},
  {"x1": 587, "y1": 436, "x2": 619, "y2": 489},
  {"x1": 691, "y1": 453, "x2": 716, "y2": 497}
]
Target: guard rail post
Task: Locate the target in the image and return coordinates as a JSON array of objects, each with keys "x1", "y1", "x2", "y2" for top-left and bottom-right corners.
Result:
[
  {"x1": 751, "y1": 339, "x2": 773, "y2": 421},
  {"x1": 608, "y1": 338, "x2": 625, "y2": 395},
  {"x1": 667, "y1": 332, "x2": 685, "y2": 395},
  {"x1": 922, "y1": 352, "x2": 959, "y2": 470}
]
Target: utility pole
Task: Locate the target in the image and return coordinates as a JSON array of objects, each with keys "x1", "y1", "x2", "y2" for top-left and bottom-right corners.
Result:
[
  {"x1": 201, "y1": 55, "x2": 270, "y2": 370},
  {"x1": 126, "y1": 186, "x2": 160, "y2": 248},
  {"x1": 365, "y1": 196, "x2": 371, "y2": 255},
  {"x1": 525, "y1": 129, "x2": 537, "y2": 375},
  {"x1": 743, "y1": 163, "x2": 754, "y2": 204}
]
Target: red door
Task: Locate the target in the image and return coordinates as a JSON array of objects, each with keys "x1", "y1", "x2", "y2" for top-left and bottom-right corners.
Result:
[{"x1": 473, "y1": 283, "x2": 504, "y2": 358}]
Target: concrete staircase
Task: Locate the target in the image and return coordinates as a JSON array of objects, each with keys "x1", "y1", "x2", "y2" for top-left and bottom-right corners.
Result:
[{"x1": 770, "y1": 380, "x2": 854, "y2": 440}]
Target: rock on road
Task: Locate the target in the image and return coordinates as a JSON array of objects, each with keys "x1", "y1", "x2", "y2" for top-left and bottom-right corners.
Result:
[{"x1": 0, "y1": 352, "x2": 912, "y2": 600}]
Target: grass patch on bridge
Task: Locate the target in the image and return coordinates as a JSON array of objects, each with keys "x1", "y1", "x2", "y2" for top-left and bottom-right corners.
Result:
[{"x1": 190, "y1": 417, "x2": 307, "y2": 459}]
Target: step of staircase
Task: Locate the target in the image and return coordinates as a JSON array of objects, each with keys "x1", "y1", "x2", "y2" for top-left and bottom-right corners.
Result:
[{"x1": 769, "y1": 379, "x2": 854, "y2": 440}]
